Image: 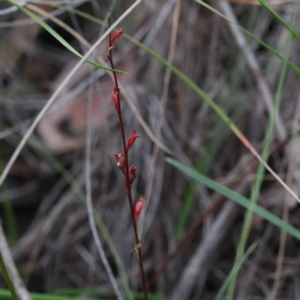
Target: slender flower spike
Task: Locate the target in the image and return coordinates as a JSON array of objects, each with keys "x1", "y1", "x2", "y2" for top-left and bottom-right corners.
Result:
[
  {"x1": 134, "y1": 196, "x2": 145, "y2": 222},
  {"x1": 112, "y1": 88, "x2": 119, "y2": 112},
  {"x1": 111, "y1": 28, "x2": 124, "y2": 45},
  {"x1": 128, "y1": 165, "x2": 137, "y2": 184},
  {"x1": 114, "y1": 153, "x2": 125, "y2": 171},
  {"x1": 127, "y1": 128, "x2": 140, "y2": 151}
]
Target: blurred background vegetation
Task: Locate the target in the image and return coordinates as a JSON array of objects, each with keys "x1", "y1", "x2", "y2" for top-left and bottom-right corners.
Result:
[{"x1": 1, "y1": 0, "x2": 300, "y2": 299}]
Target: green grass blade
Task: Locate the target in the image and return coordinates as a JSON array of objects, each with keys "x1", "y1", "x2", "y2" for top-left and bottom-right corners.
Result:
[
  {"x1": 215, "y1": 242, "x2": 258, "y2": 300},
  {"x1": 55, "y1": 287, "x2": 169, "y2": 300},
  {"x1": 194, "y1": 0, "x2": 300, "y2": 76},
  {"x1": 0, "y1": 287, "x2": 169, "y2": 300},
  {"x1": 5, "y1": 0, "x2": 125, "y2": 74},
  {"x1": 166, "y1": 158, "x2": 300, "y2": 241},
  {"x1": 0, "y1": 255, "x2": 18, "y2": 300},
  {"x1": 258, "y1": 0, "x2": 300, "y2": 43},
  {"x1": 226, "y1": 6, "x2": 296, "y2": 299},
  {"x1": 57, "y1": 5, "x2": 106, "y2": 26},
  {"x1": 0, "y1": 288, "x2": 99, "y2": 300},
  {"x1": 2, "y1": 190, "x2": 18, "y2": 244}
]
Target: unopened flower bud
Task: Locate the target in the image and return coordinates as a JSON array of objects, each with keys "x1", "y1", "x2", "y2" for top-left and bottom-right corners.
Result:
[
  {"x1": 111, "y1": 28, "x2": 124, "y2": 45},
  {"x1": 127, "y1": 128, "x2": 140, "y2": 151},
  {"x1": 114, "y1": 153, "x2": 125, "y2": 171},
  {"x1": 134, "y1": 196, "x2": 145, "y2": 222},
  {"x1": 128, "y1": 165, "x2": 136, "y2": 184},
  {"x1": 112, "y1": 88, "x2": 119, "y2": 112}
]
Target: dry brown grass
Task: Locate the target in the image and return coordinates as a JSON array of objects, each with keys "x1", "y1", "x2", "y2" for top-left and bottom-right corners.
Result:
[{"x1": 1, "y1": 1, "x2": 300, "y2": 299}]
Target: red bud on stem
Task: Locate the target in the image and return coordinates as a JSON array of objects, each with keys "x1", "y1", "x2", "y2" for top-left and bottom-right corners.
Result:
[
  {"x1": 111, "y1": 28, "x2": 124, "y2": 45},
  {"x1": 129, "y1": 165, "x2": 137, "y2": 184},
  {"x1": 127, "y1": 128, "x2": 140, "y2": 151},
  {"x1": 112, "y1": 88, "x2": 120, "y2": 112},
  {"x1": 114, "y1": 153, "x2": 125, "y2": 171},
  {"x1": 134, "y1": 196, "x2": 145, "y2": 222}
]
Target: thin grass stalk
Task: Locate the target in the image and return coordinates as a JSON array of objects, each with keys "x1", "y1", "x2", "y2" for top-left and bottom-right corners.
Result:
[
  {"x1": 0, "y1": 222, "x2": 31, "y2": 300},
  {"x1": 0, "y1": 253, "x2": 18, "y2": 300},
  {"x1": 215, "y1": 242, "x2": 258, "y2": 300},
  {"x1": 270, "y1": 89, "x2": 300, "y2": 300},
  {"x1": 106, "y1": 17, "x2": 148, "y2": 300},
  {"x1": 226, "y1": 7, "x2": 295, "y2": 299}
]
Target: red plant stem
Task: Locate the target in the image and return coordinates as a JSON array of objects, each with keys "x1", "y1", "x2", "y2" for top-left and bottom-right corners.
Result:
[{"x1": 107, "y1": 21, "x2": 148, "y2": 300}]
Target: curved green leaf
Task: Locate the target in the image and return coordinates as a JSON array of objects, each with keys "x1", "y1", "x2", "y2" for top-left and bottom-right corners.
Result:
[
  {"x1": 167, "y1": 158, "x2": 300, "y2": 241},
  {"x1": 258, "y1": 0, "x2": 300, "y2": 43},
  {"x1": 5, "y1": 0, "x2": 125, "y2": 74}
]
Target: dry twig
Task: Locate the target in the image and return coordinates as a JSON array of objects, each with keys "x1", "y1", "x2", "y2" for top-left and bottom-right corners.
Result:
[{"x1": 0, "y1": 222, "x2": 32, "y2": 300}]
